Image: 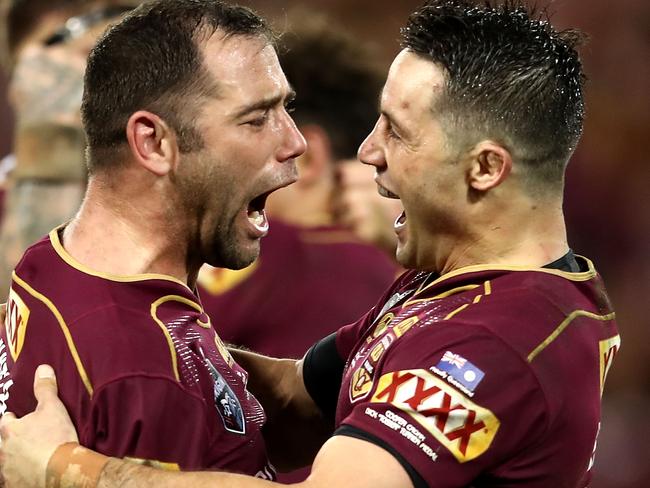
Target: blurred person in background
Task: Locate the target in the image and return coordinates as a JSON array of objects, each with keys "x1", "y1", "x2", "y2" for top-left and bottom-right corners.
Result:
[
  {"x1": 198, "y1": 12, "x2": 399, "y2": 361},
  {"x1": 0, "y1": 0, "x2": 137, "y2": 296}
]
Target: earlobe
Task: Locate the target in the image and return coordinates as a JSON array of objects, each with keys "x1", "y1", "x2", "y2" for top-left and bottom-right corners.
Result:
[
  {"x1": 126, "y1": 111, "x2": 178, "y2": 176},
  {"x1": 468, "y1": 142, "x2": 512, "y2": 192}
]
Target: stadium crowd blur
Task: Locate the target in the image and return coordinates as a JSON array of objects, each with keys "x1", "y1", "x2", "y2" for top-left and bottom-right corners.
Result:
[{"x1": 0, "y1": 0, "x2": 647, "y2": 487}]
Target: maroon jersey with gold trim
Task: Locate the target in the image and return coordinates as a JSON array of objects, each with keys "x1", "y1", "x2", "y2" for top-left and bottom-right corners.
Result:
[
  {"x1": 335, "y1": 257, "x2": 619, "y2": 487},
  {"x1": 199, "y1": 219, "x2": 398, "y2": 359},
  {"x1": 0, "y1": 229, "x2": 273, "y2": 477}
]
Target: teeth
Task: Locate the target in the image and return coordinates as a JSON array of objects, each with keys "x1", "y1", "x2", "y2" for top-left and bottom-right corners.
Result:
[
  {"x1": 394, "y1": 211, "x2": 407, "y2": 230},
  {"x1": 248, "y1": 210, "x2": 269, "y2": 232}
]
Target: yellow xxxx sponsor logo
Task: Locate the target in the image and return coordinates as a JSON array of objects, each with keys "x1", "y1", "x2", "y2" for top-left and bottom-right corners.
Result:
[{"x1": 371, "y1": 369, "x2": 499, "y2": 463}]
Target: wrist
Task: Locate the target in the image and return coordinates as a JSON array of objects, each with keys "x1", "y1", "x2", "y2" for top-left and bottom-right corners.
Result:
[{"x1": 46, "y1": 442, "x2": 111, "y2": 488}]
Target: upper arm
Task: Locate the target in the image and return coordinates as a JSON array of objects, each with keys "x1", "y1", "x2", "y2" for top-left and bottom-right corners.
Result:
[
  {"x1": 85, "y1": 375, "x2": 211, "y2": 470},
  {"x1": 301, "y1": 435, "x2": 413, "y2": 488},
  {"x1": 335, "y1": 325, "x2": 548, "y2": 487}
]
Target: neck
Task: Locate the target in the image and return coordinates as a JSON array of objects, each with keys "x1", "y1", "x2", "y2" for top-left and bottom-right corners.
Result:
[
  {"x1": 62, "y1": 171, "x2": 196, "y2": 287},
  {"x1": 437, "y1": 193, "x2": 569, "y2": 274}
]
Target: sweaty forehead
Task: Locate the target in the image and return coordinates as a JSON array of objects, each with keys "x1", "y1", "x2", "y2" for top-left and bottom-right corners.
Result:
[
  {"x1": 382, "y1": 49, "x2": 445, "y2": 112},
  {"x1": 201, "y1": 33, "x2": 287, "y2": 101}
]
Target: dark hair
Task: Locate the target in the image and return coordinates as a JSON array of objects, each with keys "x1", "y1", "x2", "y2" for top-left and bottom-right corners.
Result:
[
  {"x1": 81, "y1": 0, "x2": 273, "y2": 170},
  {"x1": 278, "y1": 13, "x2": 383, "y2": 161},
  {"x1": 402, "y1": 0, "x2": 586, "y2": 188}
]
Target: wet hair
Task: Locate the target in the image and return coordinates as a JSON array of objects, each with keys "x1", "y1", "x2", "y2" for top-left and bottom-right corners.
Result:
[
  {"x1": 402, "y1": 0, "x2": 587, "y2": 189},
  {"x1": 81, "y1": 0, "x2": 274, "y2": 171},
  {"x1": 278, "y1": 13, "x2": 383, "y2": 161}
]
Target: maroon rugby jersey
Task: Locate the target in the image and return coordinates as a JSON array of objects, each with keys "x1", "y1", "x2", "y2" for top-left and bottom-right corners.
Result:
[
  {"x1": 0, "y1": 228, "x2": 274, "y2": 477},
  {"x1": 334, "y1": 257, "x2": 620, "y2": 487},
  {"x1": 199, "y1": 219, "x2": 398, "y2": 359}
]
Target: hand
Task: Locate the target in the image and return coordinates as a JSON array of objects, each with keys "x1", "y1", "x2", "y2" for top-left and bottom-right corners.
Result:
[
  {"x1": 332, "y1": 161, "x2": 401, "y2": 257},
  {"x1": 0, "y1": 365, "x2": 78, "y2": 488}
]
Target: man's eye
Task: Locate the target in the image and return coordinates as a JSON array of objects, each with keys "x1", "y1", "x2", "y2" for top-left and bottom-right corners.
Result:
[
  {"x1": 386, "y1": 126, "x2": 400, "y2": 141},
  {"x1": 247, "y1": 113, "x2": 268, "y2": 127},
  {"x1": 285, "y1": 103, "x2": 296, "y2": 115}
]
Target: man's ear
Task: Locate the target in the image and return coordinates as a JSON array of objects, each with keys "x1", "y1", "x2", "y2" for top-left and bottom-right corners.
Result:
[
  {"x1": 297, "y1": 124, "x2": 333, "y2": 186},
  {"x1": 126, "y1": 111, "x2": 179, "y2": 176},
  {"x1": 467, "y1": 141, "x2": 513, "y2": 191}
]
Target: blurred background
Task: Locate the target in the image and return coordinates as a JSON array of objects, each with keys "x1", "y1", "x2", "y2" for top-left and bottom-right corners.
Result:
[{"x1": 0, "y1": 0, "x2": 648, "y2": 486}]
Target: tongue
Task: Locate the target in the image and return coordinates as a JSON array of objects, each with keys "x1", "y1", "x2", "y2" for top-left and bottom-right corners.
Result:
[
  {"x1": 248, "y1": 209, "x2": 269, "y2": 233},
  {"x1": 394, "y1": 211, "x2": 407, "y2": 230}
]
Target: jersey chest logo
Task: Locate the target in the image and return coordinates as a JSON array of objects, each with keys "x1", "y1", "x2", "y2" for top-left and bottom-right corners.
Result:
[
  {"x1": 199, "y1": 346, "x2": 246, "y2": 435},
  {"x1": 5, "y1": 288, "x2": 30, "y2": 361},
  {"x1": 599, "y1": 335, "x2": 620, "y2": 396},
  {"x1": 348, "y1": 313, "x2": 419, "y2": 402}
]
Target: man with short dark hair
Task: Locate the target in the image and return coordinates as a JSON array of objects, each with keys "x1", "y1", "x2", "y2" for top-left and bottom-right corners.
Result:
[
  {"x1": 0, "y1": 0, "x2": 304, "y2": 477},
  {"x1": 0, "y1": 1, "x2": 620, "y2": 487}
]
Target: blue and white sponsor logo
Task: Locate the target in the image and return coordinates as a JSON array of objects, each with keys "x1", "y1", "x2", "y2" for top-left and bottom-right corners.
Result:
[{"x1": 434, "y1": 351, "x2": 485, "y2": 394}]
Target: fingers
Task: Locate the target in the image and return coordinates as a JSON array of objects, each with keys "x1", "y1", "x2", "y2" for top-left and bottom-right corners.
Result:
[
  {"x1": 33, "y1": 365, "x2": 58, "y2": 410},
  {"x1": 0, "y1": 304, "x2": 5, "y2": 325}
]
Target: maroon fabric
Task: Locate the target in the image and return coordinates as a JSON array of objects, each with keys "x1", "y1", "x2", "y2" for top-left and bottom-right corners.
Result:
[
  {"x1": 198, "y1": 219, "x2": 398, "y2": 483},
  {"x1": 335, "y1": 259, "x2": 620, "y2": 487},
  {"x1": 0, "y1": 231, "x2": 274, "y2": 478},
  {"x1": 199, "y1": 219, "x2": 399, "y2": 360}
]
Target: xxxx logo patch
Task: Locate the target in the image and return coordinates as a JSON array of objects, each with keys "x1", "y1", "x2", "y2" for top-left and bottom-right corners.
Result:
[{"x1": 371, "y1": 369, "x2": 499, "y2": 462}]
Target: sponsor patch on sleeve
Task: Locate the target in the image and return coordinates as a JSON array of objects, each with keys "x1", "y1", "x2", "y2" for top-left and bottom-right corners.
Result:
[{"x1": 370, "y1": 369, "x2": 499, "y2": 463}]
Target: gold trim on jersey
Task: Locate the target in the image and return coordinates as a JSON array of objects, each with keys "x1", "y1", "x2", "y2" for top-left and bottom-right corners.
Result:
[
  {"x1": 410, "y1": 256, "x2": 597, "y2": 300},
  {"x1": 124, "y1": 457, "x2": 180, "y2": 470},
  {"x1": 403, "y1": 284, "x2": 480, "y2": 308},
  {"x1": 12, "y1": 272, "x2": 93, "y2": 397},
  {"x1": 527, "y1": 311, "x2": 616, "y2": 362},
  {"x1": 49, "y1": 227, "x2": 192, "y2": 291},
  {"x1": 150, "y1": 295, "x2": 207, "y2": 382},
  {"x1": 197, "y1": 263, "x2": 258, "y2": 296}
]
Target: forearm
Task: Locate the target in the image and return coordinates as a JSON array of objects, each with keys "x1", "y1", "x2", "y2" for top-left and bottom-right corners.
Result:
[
  {"x1": 46, "y1": 446, "x2": 278, "y2": 488},
  {"x1": 229, "y1": 349, "x2": 332, "y2": 470},
  {"x1": 99, "y1": 460, "x2": 281, "y2": 488},
  {"x1": 0, "y1": 179, "x2": 84, "y2": 295}
]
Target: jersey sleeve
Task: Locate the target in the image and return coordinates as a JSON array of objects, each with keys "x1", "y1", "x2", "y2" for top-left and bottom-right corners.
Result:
[
  {"x1": 82, "y1": 374, "x2": 213, "y2": 470},
  {"x1": 335, "y1": 324, "x2": 549, "y2": 487}
]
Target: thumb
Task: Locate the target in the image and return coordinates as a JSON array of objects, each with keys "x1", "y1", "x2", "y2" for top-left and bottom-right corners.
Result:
[{"x1": 33, "y1": 365, "x2": 59, "y2": 408}]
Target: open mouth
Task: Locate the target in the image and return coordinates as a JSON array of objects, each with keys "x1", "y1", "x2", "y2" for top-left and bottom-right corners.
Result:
[
  {"x1": 247, "y1": 192, "x2": 270, "y2": 233},
  {"x1": 376, "y1": 183, "x2": 407, "y2": 231}
]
